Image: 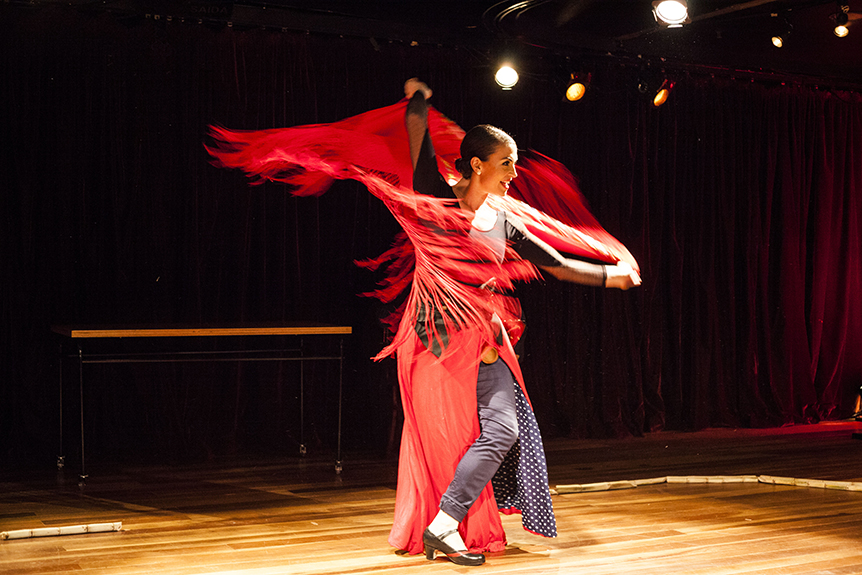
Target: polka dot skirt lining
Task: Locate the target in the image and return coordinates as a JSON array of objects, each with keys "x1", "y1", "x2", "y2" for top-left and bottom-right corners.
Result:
[{"x1": 491, "y1": 382, "x2": 557, "y2": 538}]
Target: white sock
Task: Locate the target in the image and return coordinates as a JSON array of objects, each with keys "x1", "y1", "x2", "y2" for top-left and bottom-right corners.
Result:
[{"x1": 427, "y1": 511, "x2": 467, "y2": 551}]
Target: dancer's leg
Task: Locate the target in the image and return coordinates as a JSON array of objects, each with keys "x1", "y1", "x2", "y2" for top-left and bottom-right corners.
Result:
[{"x1": 428, "y1": 359, "x2": 518, "y2": 551}]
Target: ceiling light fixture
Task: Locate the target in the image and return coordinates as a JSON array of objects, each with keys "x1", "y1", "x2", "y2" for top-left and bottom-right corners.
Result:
[
  {"x1": 834, "y1": 4, "x2": 850, "y2": 37},
  {"x1": 495, "y1": 64, "x2": 519, "y2": 89},
  {"x1": 652, "y1": 0, "x2": 689, "y2": 28},
  {"x1": 770, "y1": 13, "x2": 792, "y2": 48},
  {"x1": 565, "y1": 73, "x2": 591, "y2": 101},
  {"x1": 638, "y1": 73, "x2": 674, "y2": 107},
  {"x1": 652, "y1": 79, "x2": 674, "y2": 107}
]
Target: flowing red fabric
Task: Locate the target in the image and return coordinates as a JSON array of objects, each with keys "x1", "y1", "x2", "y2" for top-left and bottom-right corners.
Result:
[
  {"x1": 206, "y1": 100, "x2": 463, "y2": 197},
  {"x1": 207, "y1": 99, "x2": 638, "y2": 335},
  {"x1": 507, "y1": 151, "x2": 639, "y2": 272},
  {"x1": 206, "y1": 99, "x2": 636, "y2": 268},
  {"x1": 208, "y1": 105, "x2": 539, "y2": 359}
]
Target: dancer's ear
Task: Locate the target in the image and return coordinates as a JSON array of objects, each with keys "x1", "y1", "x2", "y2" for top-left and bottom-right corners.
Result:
[{"x1": 470, "y1": 157, "x2": 482, "y2": 176}]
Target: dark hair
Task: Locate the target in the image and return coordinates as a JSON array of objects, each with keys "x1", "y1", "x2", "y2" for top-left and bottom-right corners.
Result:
[{"x1": 454, "y1": 124, "x2": 516, "y2": 179}]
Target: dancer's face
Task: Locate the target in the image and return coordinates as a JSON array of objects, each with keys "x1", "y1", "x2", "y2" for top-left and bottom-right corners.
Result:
[{"x1": 472, "y1": 142, "x2": 518, "y2": 196}]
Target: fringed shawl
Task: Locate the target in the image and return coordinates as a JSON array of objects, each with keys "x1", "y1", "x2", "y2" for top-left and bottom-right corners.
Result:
[{"x1": 206, "y1": 99, "x2": 637, "y2": 347}]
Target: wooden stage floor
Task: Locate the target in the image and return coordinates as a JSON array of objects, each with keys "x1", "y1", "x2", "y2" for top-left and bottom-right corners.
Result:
[{"x1": 2, "y1": 421, "x2": 862, "y2": 574}]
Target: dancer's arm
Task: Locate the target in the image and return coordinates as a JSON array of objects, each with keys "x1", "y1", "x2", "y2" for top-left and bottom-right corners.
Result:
[
  {"x1": 541, "y1": 260, "x2": 641, "y2": 290},
  {"x1": 505, "y1": 213, "x2": 641, "y2": 289},
  {"x1": 403, "y1": 79, "x2": 454, "y2": 199},
  {"x1": 404, "y1": 78, "x2": 432, "y2": 170}
]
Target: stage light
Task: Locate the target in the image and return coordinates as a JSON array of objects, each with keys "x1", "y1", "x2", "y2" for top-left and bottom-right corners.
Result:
[
  {"x1": 770, "y1": 13, "x2": 792, "y2": 48},
  {"x1": 638, "y1": 74, "x2": 674, "y2": 107},
  {"x1": 652, "y1": 0, "x2": 689, "y2": 27},
  {"x1": 495, "y1": 65, "x2": 519, "y2": 89},
  {"x1": 652, "y1": 79, "x2": 674, "y2": 106},
  {"x1": 565, "y1": 73, "x2": 591, "y2": 101},
  {"x1": 834, "y1": 5, "x2": 850, "y2": 37},
  {"x1": 566, "y1": 82, "x2": 586, "y2": 101}
]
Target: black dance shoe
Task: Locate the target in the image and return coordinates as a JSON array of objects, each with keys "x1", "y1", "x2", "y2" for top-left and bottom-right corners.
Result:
[{"x1": 423, "y1": 528, "x2": 486, "y2": 566}]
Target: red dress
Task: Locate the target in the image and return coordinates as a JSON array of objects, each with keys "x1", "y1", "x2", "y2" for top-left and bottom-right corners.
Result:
[{"x1": 392, "y1": 323, "x2": 521, "y2": 553}]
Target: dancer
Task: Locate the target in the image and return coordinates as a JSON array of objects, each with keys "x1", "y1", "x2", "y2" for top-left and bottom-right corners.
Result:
[
  {"x1": 205, "y1": 79, "x2": 640, "y2": 566},
  {"x1": 398, "y1": 79, "x2": 639, "y2": 566}
]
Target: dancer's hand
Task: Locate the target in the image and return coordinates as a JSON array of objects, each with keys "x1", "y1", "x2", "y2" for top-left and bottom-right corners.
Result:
[
  {"x1": 605, "y1": 261, "x2": 642, "y2": 290},
  {"x1": 404, "y1": 78, "x2": 432, "y2": 100}
]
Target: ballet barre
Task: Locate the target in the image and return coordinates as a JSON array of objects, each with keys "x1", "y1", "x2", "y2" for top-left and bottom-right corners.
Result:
[{"x1": 51, "y1": 324, "x2": 351, "y2": 482}]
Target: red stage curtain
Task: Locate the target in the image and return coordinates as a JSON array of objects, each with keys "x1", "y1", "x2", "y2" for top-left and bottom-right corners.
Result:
[{"x1": 1, "y1": 6, "x2": 861, "y2": 465}]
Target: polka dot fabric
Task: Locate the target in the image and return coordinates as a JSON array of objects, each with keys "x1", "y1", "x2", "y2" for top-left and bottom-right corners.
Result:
[{"x1": 492, "y1": 382, "x2": 557, "y2": 538}]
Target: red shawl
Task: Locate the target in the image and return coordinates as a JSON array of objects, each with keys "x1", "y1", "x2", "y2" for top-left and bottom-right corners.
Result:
[{"x1": 207, "y1": 99, "x2": 638, "y2": 340}]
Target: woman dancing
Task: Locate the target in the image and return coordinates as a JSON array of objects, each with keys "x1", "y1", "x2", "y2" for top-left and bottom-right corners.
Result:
[
  {"x1": 397, "y1": 79, "x2": 639, "y2": 566},
  {"x1": 206, "y1": 78, "x2": 640, "y2": 566}
]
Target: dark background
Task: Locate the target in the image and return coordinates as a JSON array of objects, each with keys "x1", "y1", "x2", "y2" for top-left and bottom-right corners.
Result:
[{"x1": 2, "y1": 1, "x2": 861, "y2": 471}]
